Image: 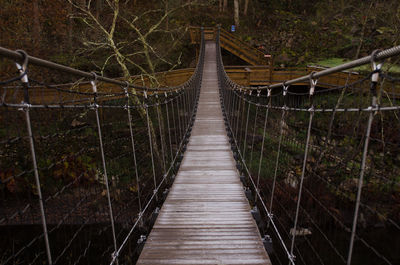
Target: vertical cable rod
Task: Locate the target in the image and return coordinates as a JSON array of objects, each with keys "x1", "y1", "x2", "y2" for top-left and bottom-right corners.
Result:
[
  {"x1": 123, "y1": 85, "x2": 142, "y2": 214},
  {"x1": 91, "y1": 78, "x2": 118, "y2": 263},
  {"x1": 14, "y1": 54, "x2": 53, "y2": 265},
  {"x1": 145, "y1": 105, "x2": 158, "y2": 201}
]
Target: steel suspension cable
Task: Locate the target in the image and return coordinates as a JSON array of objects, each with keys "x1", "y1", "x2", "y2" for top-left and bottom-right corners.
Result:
[
  {"x1": 123, "y1": 85, "x2": 142, "y2": 214},
  {"x1": 156, "y1": 102, "x2": 166, "y2": 173},
  {"x1": 165, "y1": 101, "x2": 174, "y2": 163},
  {"x1": 289, "y1": 76, "x2": 318, "y2": 263},
  {"x1": 249, "y1": 103, "x2": 259, "y2": 171},
  {"x1": 346, "y1": 56, "x2": 382, "y2": 265},
  {"x1": 255, "y1": 100, "x2": 270, "y2": 203},
  {"x1": 91, "y1": 78, "x2": 118, "y2": 263},
  {"x1": 242, "y1": 100, "x2": 251, "y2": 159},
  {"x1": 16, "y1": 58, "x2": 53, "y2": 265},
  {"x1": 145, "y1": 105, "x2": 158, "y2": 202}
]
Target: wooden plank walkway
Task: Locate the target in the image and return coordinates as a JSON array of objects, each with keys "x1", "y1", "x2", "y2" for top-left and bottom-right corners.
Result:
[{"x1": 136, "y1": 42, "x2": 271, "y2": 265}]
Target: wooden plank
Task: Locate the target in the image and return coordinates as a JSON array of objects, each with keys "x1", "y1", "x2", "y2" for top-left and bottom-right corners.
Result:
[{"x1": 136, "y1": 42, "x2": 271, "y2": 265}]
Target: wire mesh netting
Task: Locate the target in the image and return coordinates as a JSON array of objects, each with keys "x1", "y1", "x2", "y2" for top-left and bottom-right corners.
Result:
[
  {"x1": 217, "y1": 28, "x2": 400, "y2": 265},
  {"x1": 0, "y1": 32, "x2": 204, "y2": 265}
]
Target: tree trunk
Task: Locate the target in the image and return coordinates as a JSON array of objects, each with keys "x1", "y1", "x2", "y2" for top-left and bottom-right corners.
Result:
[
  {"x1": 223, "y1": 0, "x2": 228, "y2": 12},
  {"x1": 234, "y1": 0, "x2": 239, "y2": 26},
  {"x1": 96, "y1": 0, "x2": 103, "y2": 19},
  {"x1": 68, "y1": 4, "x2": 73, "y2": 51},
  {"x1": 354, "y1": 2, "x2": 374, "y2": 59},
  {"x1": 33, "y1": 0, "x2": 41, "y2": 48},
  {"x1": 165, "y1": 0, "x2": 169, "y2": 30},
  {"x1": 244, "y1": 0, "x2": 249, "y2": 15}
]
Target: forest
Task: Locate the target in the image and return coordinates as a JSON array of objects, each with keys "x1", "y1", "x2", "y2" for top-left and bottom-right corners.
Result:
[
  {"x1": 0, "y1": 1, "x2": 400, "y2": 265},
  {"x1": 1, "y1": 0, "x2": 399, "y2": 80}
]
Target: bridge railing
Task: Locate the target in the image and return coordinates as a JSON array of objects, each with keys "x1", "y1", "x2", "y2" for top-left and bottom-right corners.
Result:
[
  {"x1": 0, "y1": 29, "x2": 205, "y2": 265},
  {"x1": 190, "y1": 26, "x2": 272, "y2": 66},
  {"x1": 217, "y1": 26, "x2": 400, "y2": 265}
]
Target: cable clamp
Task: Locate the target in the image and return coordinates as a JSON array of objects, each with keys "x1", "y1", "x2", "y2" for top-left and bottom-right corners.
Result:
[
  {"x1": 309, "y1": 71, "x2": 318, "y2": 96},
  {"x1": 138, "y1": 211, "x2": 143, "y2": 219},
  {"x1": 153, "y1": 189, "x2": 157, "y2": 195},
  {"x1": 143, "y1": 90, "x2": 148, "y2": 98},
  {"x1": 267, "y1": 212, "x2": 274, "y2": 220},
  {"x1": 15, "y1": 50, "x2": 29, "y2": 84},
  {"x1": 283, "y1": 83, "x2": 288, "y2": 96},
  {"x1": 371, "y1": 49, "x2": 383, "y2": 83},
  {"x1": 123, "y1": 88, "x2": 129, "y2": 97},
  {"x1": 289, "y1": 253, "x2": 296, "y2": 263},
  {"x1": 90, "y1": 72, "x2": 98, "y2": 93},
  {"x1": 18, "y1": 103, "x2": 32, "y2": 111},
  {"x1": 267, "y1": 88, "x2": 271, "y2": 97},
  {"x1": 123, "y1": 81, "x2": 129, "y2": 96},
  {"x1": 164, "y1": 92, "x2": 167, "y2": 97},
  {"x1": 90, "y1": 103, "x2": 99, "y2": 109},
  {"x1": 372, "y1": 65, "x2": 382, "y2": 83}
]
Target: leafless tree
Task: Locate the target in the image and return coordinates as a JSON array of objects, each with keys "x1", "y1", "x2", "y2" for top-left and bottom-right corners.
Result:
[
  {"x1": 67, "y1": 0, "x2": 195, "y2": 162},
  {"x1": 234, "y1": 0, "x2": 239, "y2": 26}
]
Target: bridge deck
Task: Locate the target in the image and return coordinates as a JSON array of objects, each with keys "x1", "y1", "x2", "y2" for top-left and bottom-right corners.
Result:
[{"x1": 136, "y1": 42, "x2": 271, "y2": 265}]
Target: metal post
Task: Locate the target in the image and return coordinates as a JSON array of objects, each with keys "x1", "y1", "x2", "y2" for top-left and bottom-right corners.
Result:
[
  {"x1": 242, "y1": 100, "x2": 251, "y2": 159},
  {"x1": 184, "y1": 87, "x2": 190, "y2": 127},
  {"x1": 230, "y1": 89, "x2": 236, "y2": 128},
  {"x1": 145, "y1": 105, "x2": 158, "y2": 201},
  {"x1": 156, "y1": 102, "x2": 166, "y2": 173},
  {"x1": 346, "y1": 56, "x2": 382, "y2": 265},
  {"x1": 230, "y1": 89, "x2": 235, "y2": 133},
  {"x1": 180, "y1": 93, "x2": 186, "y2": 138},
  {"x1": 255, "y1": 103, "x2": 270, "y2": 203},
  {"x1": 171, "y1": 99, "x2": 179, "y2": 155},
  {"x1": 269, "y1": 85, "x2": 288, "y2": 216},
  {"x1": 15, "y1": 54, "x2": 53, "y2": 265},
  {"x1": 91, "y1": 79, "x2": 118, "y2": 263},
  {"x1": 165, "y1": 95, "x2": 174, "y2": 162},
  {"x1": 231, "y1": 90, "x2": 238, "y2": 135},
  {"x1": 181, "y1": 89, "x2": 188, "y2": 131},
  {"x1": 176, "y1": 95, "x2": 183, "y2": 143},
  {"x1": 249, "y1": 104, "x2": 259, "y2": 170},
  {"x1": 235, "y1": 92, "x2": 243, "y2": 140},
  {"x1": 252, "y1": 90, "x2": 271, "y2": 202},
  {"x1": 289, "y1": 78, "x2": 317, "y2": 264},
  {"x1": 123, "y1": 86, "x2": 142, "y2": 214}
]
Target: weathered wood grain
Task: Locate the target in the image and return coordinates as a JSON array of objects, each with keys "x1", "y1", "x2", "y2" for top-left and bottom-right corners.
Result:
[{"x1": 136, "y1": 42, "x2": 271, "y2": 265}]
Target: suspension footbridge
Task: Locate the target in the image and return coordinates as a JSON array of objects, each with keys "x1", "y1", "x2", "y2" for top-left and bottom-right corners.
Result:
[
  {"x1": 136, "y1": 41, "x2": 270, "y2": 265},
  {"x1": 1, "y1": 27, "x2": 400, "y2": 265}
]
